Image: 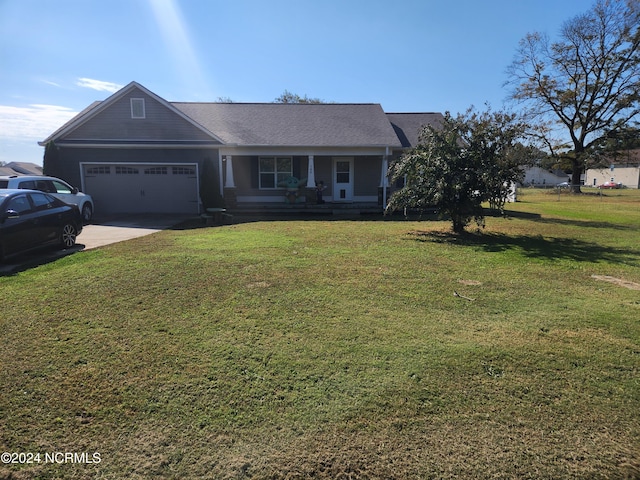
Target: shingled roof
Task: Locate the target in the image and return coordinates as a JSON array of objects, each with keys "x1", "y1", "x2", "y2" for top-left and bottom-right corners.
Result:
[
  {"x1": 386, "y1": 113, "x2": 444, "y2": 148},
  {"x1": 173, "y1": 102, "x2": 403, "y2": 148},
  {"x1": 40, "y1": 82, "x2": 440, "y2": 149}
]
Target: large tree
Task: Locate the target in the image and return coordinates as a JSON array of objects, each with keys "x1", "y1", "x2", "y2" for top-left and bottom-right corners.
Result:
[
  {"x1": 385, "y1": 108, "x2": 531, "y2": 233},
  {"x1": 506, "y1": 0, "x2": 640, "y2": 192},
  {"x1": 42, "y1": 141, "x2": 62, "y2": 177},
  {"x1": 274, "y1": 90, "x2": 325, "y2": 104}
]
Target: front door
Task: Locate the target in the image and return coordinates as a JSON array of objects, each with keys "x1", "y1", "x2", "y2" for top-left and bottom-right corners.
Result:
[{"x1": 333, "y1": 157, "x2": 354, "y2": 202}]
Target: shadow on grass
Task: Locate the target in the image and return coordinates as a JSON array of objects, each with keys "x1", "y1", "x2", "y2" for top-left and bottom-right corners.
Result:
[
  {"x1": 502, "y1": 210, "x2": 638, "y2": 231},
  {"x1": 0, "y1": 245, "x2": 83, "y2": 277},
  {"x1": 409, "y1": 230, "x2": 640, "y2": 265}
]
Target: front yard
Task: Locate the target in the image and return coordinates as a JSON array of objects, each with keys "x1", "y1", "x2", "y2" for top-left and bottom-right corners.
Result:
[{"x1": 1, "y1": 189, "x2": 639, "y2": 479}]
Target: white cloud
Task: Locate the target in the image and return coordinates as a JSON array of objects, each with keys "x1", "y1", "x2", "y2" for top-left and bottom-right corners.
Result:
[
  {"x1": 41, "y1": 79, "x2": 61, "y2": 88},
  {"x1": 76, "y1": 78, "x2": 123, "y2": 93},
  {"x1": 0, "y1": 104, "x2": 78, "y2": 140}
]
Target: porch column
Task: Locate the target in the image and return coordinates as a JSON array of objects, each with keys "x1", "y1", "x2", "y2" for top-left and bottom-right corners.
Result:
[
  {"x1": 224, "y1": 155, "x2": 236, "y2": 188},
  {"x1": 305, "y1": 155, "x2": 318, "y2": 204},
  {"x1": 306, "y1": 155, "x2": 316, "y2": 188},
  {"x1": 380, "y1": 151, "x2": 389, "y2": 207},
  {"x1": 218, "y1": 154, "x2": 224, "y2": 196},
  {"x1": 223, "y1": 154, "x2": 237, "y2": 208}
]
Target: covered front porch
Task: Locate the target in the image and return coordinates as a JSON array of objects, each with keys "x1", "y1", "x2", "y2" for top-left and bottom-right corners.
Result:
[{"x1": 217, "y1": 148, "x2": 393, "y2": 213}]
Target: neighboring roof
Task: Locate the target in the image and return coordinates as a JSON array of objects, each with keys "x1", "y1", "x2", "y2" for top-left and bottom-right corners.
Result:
[
  {"x1": 173, "y1": 102, "x2": 403, "y2": 147},
  {"x1": 5, "y1": 162, "x2": 43, "y2": 175},
  {"x1": 0, "y1": 167, "x2": 17, "y2": 175},
  {"x1": 386, "y1": 113, "x2": 444, "y2": 148},
  {"x1": 0, "y1": 162, "x2": 43, "y2": 176}
]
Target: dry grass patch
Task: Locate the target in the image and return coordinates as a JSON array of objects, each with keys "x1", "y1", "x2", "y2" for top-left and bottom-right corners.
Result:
[{"x1": 591, "y1": 274, "x2": 640, "y2": 290}]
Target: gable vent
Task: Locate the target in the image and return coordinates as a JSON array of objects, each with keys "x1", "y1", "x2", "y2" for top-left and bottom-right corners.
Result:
[{"x1": 131, "y1": 98, "x2": 146, "y2": 119}]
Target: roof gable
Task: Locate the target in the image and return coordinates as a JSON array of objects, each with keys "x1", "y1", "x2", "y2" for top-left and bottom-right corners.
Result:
[{"x1": 40, "y1": 82, "x2": 223, "y2": 145}]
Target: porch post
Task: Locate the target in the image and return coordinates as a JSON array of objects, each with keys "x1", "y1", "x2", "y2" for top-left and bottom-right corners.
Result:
[
  {"x1": 224, "y1": 155, "x2": 236, "y2": 188},
  {"x1": 306, "y1": 155, "x2": 316, "y2": 188},
  {"x1": 380, "y1": 149, "x2": 389, "y2": 207},
  {"x1": 305, "y1": 155, "x2": 317, "y2": 204},
  {"x1": 223, "y1": 154, "x2": 237, "y2": 208},
  {"x1": 218, "y1": 153, "x2": 224, "y2": 197}
]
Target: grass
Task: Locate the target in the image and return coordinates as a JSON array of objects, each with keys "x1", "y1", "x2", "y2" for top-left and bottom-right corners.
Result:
[{"x1": 1, "y1": 189, "x2": 639, "y2": 479}]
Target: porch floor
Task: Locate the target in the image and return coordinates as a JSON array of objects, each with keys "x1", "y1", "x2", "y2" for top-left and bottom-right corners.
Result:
[{"x1": 228, "y1": 202, "x2": 384, "y2": 217}]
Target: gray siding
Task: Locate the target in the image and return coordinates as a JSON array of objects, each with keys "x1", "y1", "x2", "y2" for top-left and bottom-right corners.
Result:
[
  {"x1": 354, "y1": 156, "x2": 382, "y2": 196},
  {"x1": 64, "y1": 90, "x2": 216, "y2": 142},
  {"x1": 53, "y1": 147, "x2": 219, "y2": 188}
]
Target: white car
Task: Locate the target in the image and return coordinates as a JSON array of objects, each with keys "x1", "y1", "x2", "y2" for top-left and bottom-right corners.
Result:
[{"x1": 0, "y1": 175, "x2": 94, "y2": 223}]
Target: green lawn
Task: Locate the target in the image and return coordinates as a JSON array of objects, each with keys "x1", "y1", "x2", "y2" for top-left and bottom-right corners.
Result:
[{"x1": 1, "y1": 189, "x2": 639, "y2": 479}]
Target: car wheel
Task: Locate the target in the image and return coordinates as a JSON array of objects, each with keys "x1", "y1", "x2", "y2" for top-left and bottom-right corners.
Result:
[
  {"x1": 81, "y1": 203, "x2": 93, "y2": 223},
  {"x1": 60, "y1": 224, "x2": 77, "y2": 248}
]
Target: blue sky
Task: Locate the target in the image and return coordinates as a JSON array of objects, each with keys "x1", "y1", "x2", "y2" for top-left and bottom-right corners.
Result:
[{"x1": 1, "y1": 0, "x2": 590, "y2": 165}]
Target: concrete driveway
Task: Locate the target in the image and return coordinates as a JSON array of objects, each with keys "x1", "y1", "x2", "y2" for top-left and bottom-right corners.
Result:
[
  {"x1": 79, "y1": 214, "x2": 195, "y2": 250},
  {"x1": 1, "y1": 214, "x2": 195, "y2": 275}
]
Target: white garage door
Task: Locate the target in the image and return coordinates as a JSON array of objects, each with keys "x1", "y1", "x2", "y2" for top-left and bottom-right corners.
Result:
[{"x1": 82, "y1": 163, "x2": 199, "y2": 215}]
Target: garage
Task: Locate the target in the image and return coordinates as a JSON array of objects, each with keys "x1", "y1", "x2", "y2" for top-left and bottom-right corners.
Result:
[{"x1": 82, "y1": 163, "x2": 200, "y2": 215}]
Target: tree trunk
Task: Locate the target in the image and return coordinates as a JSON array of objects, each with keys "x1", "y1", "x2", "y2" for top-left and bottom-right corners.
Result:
[
  {"x1": 570, "y1": 165, "x2": 582, "y2": 193},
  {"x1": 452, "y1": 215, "x2": 466, "y2": 234}
]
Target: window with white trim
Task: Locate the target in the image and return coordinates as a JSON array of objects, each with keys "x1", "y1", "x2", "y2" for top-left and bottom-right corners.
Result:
[
  {"x1": 131, "y1": 98, "x2": 145, "y2": 119},
  {"x1": 259, "y1": 157, "x2": 292, "y2": 189}
]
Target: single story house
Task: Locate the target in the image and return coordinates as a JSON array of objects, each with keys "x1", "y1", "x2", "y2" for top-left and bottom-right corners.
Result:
[
  {"x1": 521, "y1": 166, "x2": 569, "y2": 187},
  {"x1": 39, "y1": 82, "x2": 443, "y2": 215}
]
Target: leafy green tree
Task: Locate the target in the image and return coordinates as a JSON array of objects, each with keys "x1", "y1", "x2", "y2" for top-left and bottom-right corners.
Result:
[
  {"x1": 506, "y1": 0, "x2": 640, "y2": 192},
  {"x1": 590, "y1": 125, "x2": 640, "y2": 167},
  {"x1": 274, "y1": 90, "x2": 325, "y2": 104},
  {"x1": 386, "y1": 108, "x2": 531, "y2": 233},
  {"x1": 470, "y1": 111, "x2": 533, "y2": 212},
  {"x1": 42, "y1": 141, "x2": 62, "y2": 177}
]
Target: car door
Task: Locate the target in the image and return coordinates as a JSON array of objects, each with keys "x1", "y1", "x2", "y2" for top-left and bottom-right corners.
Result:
[
  {"x1": 28, "y1": 192, "x2": 61, "y2": 245},
  {"x1": 1, "y1": 193, "x2": 36, "y2": 255},
  {"x1": 49, "y1": 179, "x2": 78, "y2": 206}
]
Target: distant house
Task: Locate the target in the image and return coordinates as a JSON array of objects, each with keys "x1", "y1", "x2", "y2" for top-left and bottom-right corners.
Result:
[
  {"x1": 522, "y1": 166, "x2": 568, "y2": 187},
  {"x1": 585, "y1": 149, "x2": 640, "y2": 188},
  {"x1": 0, "y1": 162, "x2": 43, "y2": 176},
  {"x1": 39, "y1": 81, "x2": 443, "y2": 215}
]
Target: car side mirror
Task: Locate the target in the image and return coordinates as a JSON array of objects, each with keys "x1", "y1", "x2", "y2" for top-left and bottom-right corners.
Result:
[{"x1": 71, "y1": 187, "x2": 79, "y2": 194}]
